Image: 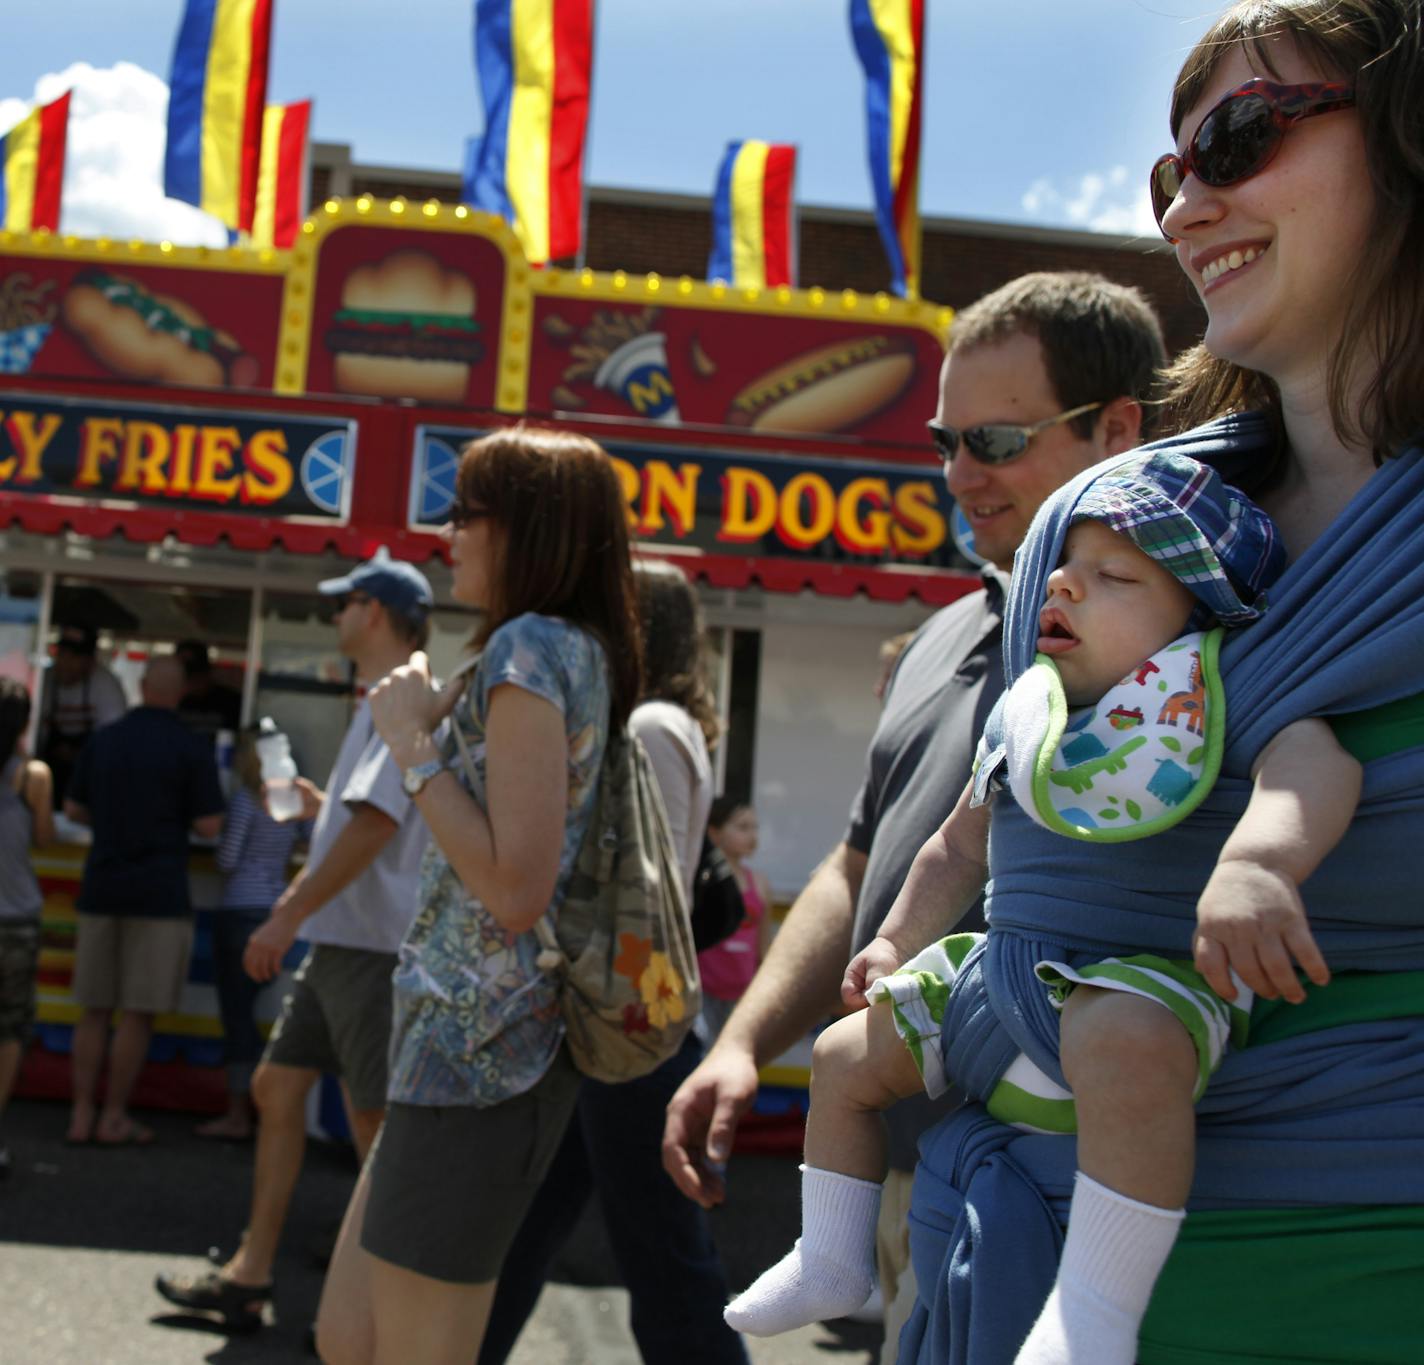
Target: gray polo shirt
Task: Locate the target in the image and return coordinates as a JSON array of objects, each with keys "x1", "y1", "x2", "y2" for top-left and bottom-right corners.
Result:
[
  {"x1": 301, "y1": 695, "x2": 431, "y2": 954},
  {"x1": 844, "y1": 565, "x2": 1007, "y2": 1169}
]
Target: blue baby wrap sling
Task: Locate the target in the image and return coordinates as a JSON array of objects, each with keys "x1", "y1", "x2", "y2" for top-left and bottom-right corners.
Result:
[{"x1": 900, "y1": 413, "x2": 1424, "y2": 1365}]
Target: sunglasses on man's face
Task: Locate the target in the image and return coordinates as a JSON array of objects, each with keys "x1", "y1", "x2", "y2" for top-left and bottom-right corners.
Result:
[
  {"x1": 928, "y1": 401, "x2": 1104, "y2": 467},
  {"x1": 1150, "y1": 79, "x2": 1355, "y2": 240},
  {"x1": 332, "y1": 591, "x2": 373, "y2": 616}
]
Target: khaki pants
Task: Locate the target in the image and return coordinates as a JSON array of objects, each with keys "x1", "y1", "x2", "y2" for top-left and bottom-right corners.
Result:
[{"x1": 876, "y1": 1167, "x2": 919, "y2": 1365}]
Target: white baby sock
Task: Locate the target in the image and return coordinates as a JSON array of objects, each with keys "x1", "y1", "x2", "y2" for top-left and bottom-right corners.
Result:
[
  {"x1": 723, "y1": 1164, "x2": 881, "y2": 1337},
  {"x1": 1014, "y1": 1172, "x2": 1185, "y2": 1365}
]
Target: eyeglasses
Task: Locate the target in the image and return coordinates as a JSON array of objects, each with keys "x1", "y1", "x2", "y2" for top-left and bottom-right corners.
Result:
[
  {"x1": 333, "y1": 591, "x2": 372, "y2": 614},
  {"x1": 1150, "y1": 79, "x2": 1355, "y2": 240},
  {"x1": 928, "y1": 402, "x2": 1104, "y2": 466},
  {"x1": 448, "y1": 503, "x2": 491, "y2": 530}
]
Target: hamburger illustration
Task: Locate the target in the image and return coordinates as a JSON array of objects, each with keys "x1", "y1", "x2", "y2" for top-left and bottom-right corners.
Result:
[{"x1": 326, "y1": 249, "x2": 482, "y2": 402}]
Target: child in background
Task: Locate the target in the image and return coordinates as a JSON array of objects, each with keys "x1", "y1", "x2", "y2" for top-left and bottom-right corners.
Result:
[
  {"x1": 0, "y1": 679, "x2": 54, "y2": 1177},
  {"x1": 198, "y1": 728, "x2": 311, "y2": 1140},
  {"x1": 696, "y1": 796, "x2": 774, "y2": 1042}
]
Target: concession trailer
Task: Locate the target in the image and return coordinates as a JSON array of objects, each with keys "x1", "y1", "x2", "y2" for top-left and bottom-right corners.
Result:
[{"x1": 0, "y1": 199, "x2": 976, "y2": 1109}]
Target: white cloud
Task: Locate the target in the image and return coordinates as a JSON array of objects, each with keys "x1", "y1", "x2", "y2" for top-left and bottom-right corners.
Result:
[
  {"x1": 1, "y1": 62, "x2": 229, "y2": 247},
  {"x1": 1020, "y1": 164, "x2": 1159, "y2": 238}
]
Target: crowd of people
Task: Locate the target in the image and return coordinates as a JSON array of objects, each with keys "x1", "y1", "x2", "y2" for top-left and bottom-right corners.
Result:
[{"x1": 1, "y1": 2, "x2": 1421, "y2": 1360}]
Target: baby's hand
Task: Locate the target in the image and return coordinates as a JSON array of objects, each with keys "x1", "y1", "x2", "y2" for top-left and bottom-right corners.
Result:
[
  {"x1": 842, "y1": 935, "x2": 904, "y2": 1009},
  {"x1": 1193, "y1": 859, "x2": 1330, "y2": 1005}
]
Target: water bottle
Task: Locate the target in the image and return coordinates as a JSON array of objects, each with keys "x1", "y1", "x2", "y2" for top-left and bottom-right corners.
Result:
[
  {"x1": 255, "y1": 717, "x2": 302, "y2": 822},
  {"x1": 214, "y1": 728, "x2": 237, "y2": 803}
]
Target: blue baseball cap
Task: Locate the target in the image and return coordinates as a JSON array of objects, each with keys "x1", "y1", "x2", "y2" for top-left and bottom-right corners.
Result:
[{"x1": 319, "y1": 546, "x2": 434, "y2": 621}]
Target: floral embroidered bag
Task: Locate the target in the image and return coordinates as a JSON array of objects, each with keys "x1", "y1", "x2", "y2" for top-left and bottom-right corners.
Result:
[{"x1": 535, "y1": 728, "x2": 702, "y2": 1082}]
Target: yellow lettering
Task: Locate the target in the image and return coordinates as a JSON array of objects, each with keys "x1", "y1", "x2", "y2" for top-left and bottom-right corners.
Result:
[
  {"x1": 3, "y1": 411, "x2": 61, "y2": 483},
  {"x1": 170, "y1": 426, "x2": 196, "y2": 494},
  {"x1": 626, "y1": 371, "x2": 674, "y2": 416},
  {"x1": 718, "y1": 467, "x2": 777, "y2": 543},
  {"x1": 75, "y1": 418, "x2": 125, "y2": 488},
  {"x1": 777, "y1": 472, "x2": 836, "y2": 551},
  {"x1": 641, "y1": 461, "x2": 700, "y2": 536},
  {"x1": 610, "y1": 456, "x2": 642, "y2": 532},
  {"x1": 834, "y1": 478, "x2": 893, "y2": 554},
  {"x1": 891, "y1": 481, "x2": 948, "y2": 556},
  {"x1": 192, "y1": 426, "x2": 243, "y2": 501},
  {"x1": 242, "y1": 429, "x2": 293, "y2": 505},
  {"x1": 116, "y1": 421, "x2": 171, "y2": 494}
]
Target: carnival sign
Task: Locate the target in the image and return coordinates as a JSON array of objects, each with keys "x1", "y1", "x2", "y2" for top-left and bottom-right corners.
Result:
[
  {"x1": 0, "y1": 392, "x2": 356, "y2": 521},
  {"x1": 409, "y1": 426, "x2": 955, "y2": 568}
]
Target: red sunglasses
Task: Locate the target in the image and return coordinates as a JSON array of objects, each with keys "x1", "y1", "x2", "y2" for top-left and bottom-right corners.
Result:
[{"x1": 1150, "y1": 79, "x2": 1355, "y2": 240}]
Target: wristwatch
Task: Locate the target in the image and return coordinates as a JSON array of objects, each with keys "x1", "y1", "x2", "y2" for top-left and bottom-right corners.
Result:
[{"x1": 401, "y1": 757, "x2": 446, "y2": 796}]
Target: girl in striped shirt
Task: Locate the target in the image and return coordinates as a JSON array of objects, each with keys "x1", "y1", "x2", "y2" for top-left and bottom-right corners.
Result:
[{"x1": 198, "y1": 729, "x2": 311, "y2": 1140}]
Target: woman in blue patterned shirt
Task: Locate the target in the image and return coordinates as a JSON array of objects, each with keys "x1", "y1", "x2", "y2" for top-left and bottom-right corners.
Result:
[{"x1": 315, "y1": 425, "x2": 642, "y2": 1365}]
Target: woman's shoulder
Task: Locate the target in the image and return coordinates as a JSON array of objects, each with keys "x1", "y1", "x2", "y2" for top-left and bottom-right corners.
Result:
[
  {"x1": 488, "y1": 612, "x2": 602, "y2": 658},
  {"x1": 630, "y1": 698, "x2": 693, "y2": 734},
  {"x1": 480, "y1": 613, "x2": 609, "y2": 706},
  {"x1": 630, "y1": 699, "x2": 709, "y2": 758}
]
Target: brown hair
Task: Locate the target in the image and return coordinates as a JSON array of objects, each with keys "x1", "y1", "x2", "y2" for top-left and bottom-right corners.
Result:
[
  {"x1": 233, "y1": 727, "x2": 264, "y2": 797},
  {"x1": 457, "y1": 424, "x2": 642, "y2": 727},
  {"x1": 0, "y1": 677, "x2": 32, "y2": 762},
  {"x1": 950, "y1": 271, "x2": 1169, "y2": 438},
  {"x1": 1160, "y1": 0, "x2": 1424, "y2": 467},
  {"x1": 634, "y1": 559, "x2": 721, "y2": 747}
]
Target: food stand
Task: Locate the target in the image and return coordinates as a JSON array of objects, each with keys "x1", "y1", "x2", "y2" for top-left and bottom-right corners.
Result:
[{"x1": 0, "y1": 199, "x2": 975, "y2": 1107}]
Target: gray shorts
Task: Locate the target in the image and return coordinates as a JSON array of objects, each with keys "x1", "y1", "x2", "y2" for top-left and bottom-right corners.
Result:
[
  {"x1": 262, "y1": 944, "x2": 397, "y2": 1112},
  {"x1": 72, "y1": 913, "x2": 193, "y2": 1015},
  {"x1": 0, "y1": 921, "x2": 40, "y2": 1043},
  {"x1": 360, "y1": 1048, "x2": 582, "y2": 1283}
]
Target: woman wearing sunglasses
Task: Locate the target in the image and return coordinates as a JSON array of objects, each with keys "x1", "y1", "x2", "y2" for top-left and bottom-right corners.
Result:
[
  {"x1": 314, "y1": 426, "x2": 642, "y2": 1365},
  {"x1": 900, "y1": 4, "x2": 1424, "y2": 1364}
]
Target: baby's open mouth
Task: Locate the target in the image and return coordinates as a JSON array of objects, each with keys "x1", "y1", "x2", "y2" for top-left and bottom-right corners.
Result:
[{"x1": 1037, "y1": 608, "x2": 1078, "y2": 654}]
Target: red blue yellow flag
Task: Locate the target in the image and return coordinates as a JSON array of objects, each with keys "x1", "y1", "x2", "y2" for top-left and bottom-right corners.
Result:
[
  {"x1": 850, "y1": 0, "x2": 924, "y2": 298},
  {"x1": 463, "y1": 0, "x2": 595, "y2": 265},
  {"x1": 0, "y1": 92, "x2": 71, "y2": 233},
  {"x1": 708, "y1": 141, "x2": 797, "y2": 289},
  {"x1": 164, "y1": 0, "x2": 274, "y2": 232},
  {"x1": 250, "y1": 99, "x2": 311, "y2": 249}
]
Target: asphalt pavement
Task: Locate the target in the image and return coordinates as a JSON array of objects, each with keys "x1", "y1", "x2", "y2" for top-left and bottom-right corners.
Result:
[{"x1": 0, "y1": 1097, "x2": 882, "y2": 1365}]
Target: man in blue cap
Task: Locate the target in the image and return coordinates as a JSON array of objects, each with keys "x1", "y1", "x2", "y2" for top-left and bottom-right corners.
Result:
[{"x1": 157, "y1": 547, "x2": 437, "y2": 1331}]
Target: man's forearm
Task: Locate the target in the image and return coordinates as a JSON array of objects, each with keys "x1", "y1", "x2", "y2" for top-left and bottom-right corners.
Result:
[
  {"x1": 279, "y1": 805, "x2": 397, "y2": 923},
  {"x1": 716, "y1": 841, "x2": 867, "y2": 1068}
]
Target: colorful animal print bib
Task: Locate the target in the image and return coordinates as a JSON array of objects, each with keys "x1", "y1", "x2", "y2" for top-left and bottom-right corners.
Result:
[{"x1": 996, "y1": 628, "x2": 1225, "y2": 842}]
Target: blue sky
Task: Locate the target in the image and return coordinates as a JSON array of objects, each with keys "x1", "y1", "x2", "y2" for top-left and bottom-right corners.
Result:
[{"x1": 3, "y1": 0, "x2": 1222, "y2": 244}]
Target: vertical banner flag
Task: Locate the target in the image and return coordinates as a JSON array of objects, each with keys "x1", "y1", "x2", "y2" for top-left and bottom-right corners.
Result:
[
  {"x1": 464, "y1": 0, "x2": 595, "y2": 265},
  {"x1": 707, "y1": 141, "x2": 798, "y2": 289},
  {"x1": 0, "y1": 92, "x2": 71, "y2": 232},
  {"x1": 251, "y1": 99, "x2": 311, "y2": 248},
  {"x1": 165, "y1": 0, "x2": 274, "y2": 232},
  {"x1": 850, "y1": 0, "x2": 924, "y2": 298}
]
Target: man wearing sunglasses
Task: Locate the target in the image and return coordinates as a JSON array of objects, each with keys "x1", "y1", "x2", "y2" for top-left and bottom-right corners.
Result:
[
  {"x1": 665, "y1": 271, "x2": 1166, "y2": 1360},
  {"x1": 157, "y1": 547, "x2": 436, "y2": 1332}
]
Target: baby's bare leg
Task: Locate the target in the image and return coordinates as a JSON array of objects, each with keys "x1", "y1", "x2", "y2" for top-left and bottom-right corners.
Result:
[
  {"x1": 725, "y1": 1002, "x2": 925, "y2": 1337},
  {"x1": 1016, "y1": 986, "x2": 1198, "y2": 1365},
  {"x1": 1061, "y1": 986, "x2": 1198, "y2": 1205},
  {"x1": 804, "y1": 997, "x2": 927, "y2": 1180}
]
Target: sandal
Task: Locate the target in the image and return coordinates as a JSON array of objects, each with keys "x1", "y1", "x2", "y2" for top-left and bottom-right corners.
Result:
[{"x1": 154, "y1": 1269, "x2": 273, "y2": 1332}]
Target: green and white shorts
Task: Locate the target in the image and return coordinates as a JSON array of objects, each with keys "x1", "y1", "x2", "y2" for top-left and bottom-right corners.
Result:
[{"x1": 867, "y1": 932, "x2": 1252, "y2": 1135}]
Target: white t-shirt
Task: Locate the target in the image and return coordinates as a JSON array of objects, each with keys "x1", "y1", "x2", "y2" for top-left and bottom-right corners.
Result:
[
  {"x1": 300, "y1": 696, "x2": 431, "y2": 954},
  {"x1": 630, "y1": 699, "x2": 713, "y2": 905},
  {"x1": 49, "y1": 662, "x2": 127, "y2": 738}
]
